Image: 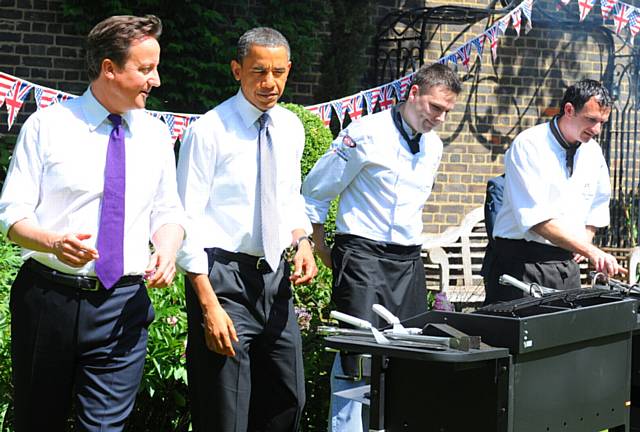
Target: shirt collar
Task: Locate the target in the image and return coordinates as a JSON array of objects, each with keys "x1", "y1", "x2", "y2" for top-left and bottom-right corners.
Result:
[
  {"x1": 81, "y1": 86, "x2": 136, "y2": 133},
  {"x1": 234, "y1": 89, "x2": 274, "y2": 129}
]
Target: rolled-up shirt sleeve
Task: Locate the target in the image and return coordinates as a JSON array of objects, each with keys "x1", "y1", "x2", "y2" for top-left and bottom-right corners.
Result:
[
  {"x1": 0, "y1": 113, "x2": 44, "y2": 236},
  {"x1": 176, "y1": 125, "x2": 214, "y2": 275},
  {"x1": 302, "y1": 124, "x2": 367, "y2": 224},
  {"x1": 504, "y1": 136, "x2": 561, "y2": 233},
  {"x1": 283, "y1": 121, "x2": 312, "y2": 236}
]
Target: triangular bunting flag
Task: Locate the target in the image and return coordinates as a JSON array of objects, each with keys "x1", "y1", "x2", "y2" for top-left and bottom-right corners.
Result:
[
  {"x1": 601, "y1": 0, "x2": 618, "y2": 21},
  {"x1": 378, "y1": 84, "x2": 395, "y2": 111},
  {"x1": 511, "y1": 9, "x2": 523, "y2": 37},
  {"x1": 331, "y1": 99, "x2": 346, "y2": 127},
  {"x1": 5, "y1": 80, "x2": 33, "y2": 130},
  {"x1": 345, "y1": 94, "x2": 364, "y2": 120},
  {"x1": 34, "y1": 86, "x2": 59, "y2": 110},
  {"x1": 497, "y1": 15, "x2": 510, "y2": 35},
  {"x1": 486, "y1": 26, "x2": 501, "y2": 61},
  {"x1": 557, "y1": 0, "x2": 571, "y2": 9},
  {"x1": 0, "y1": 72, "x2": 16, "y2": 109},
  {"x1": 457, "y1": 43, "x2": 473, "y2": 71},
  {"x1": 363, "y1": 88, "x2": 380, "y2": 113},
  {"x1": 578, "y1": 0, "x2": 596, "y2": 21},
  {"x1": 391, "y1": 80, "x2": 403, "y2": 101},
  {"x1": 612, "y1": 2, "x2": 632, "y2": 34},
  {"x1": 629, "y1": 7, "x2": 640, "y2": 40},
  {"x1": 471, "y1": 36, "x2": 484, "y2": 58},
  {"x1": 400, "y1": 75, "x2": 413, "y2": 99},
  {"x1": 522, "y1": 0, "x2": 534, "y2": 33}
]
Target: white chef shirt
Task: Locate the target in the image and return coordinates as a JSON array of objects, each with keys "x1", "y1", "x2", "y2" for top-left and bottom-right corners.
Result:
[
  {"x1": 0, "y1": 88, "x2": 185, "y2": 276},
  {"x1": 302, "y1": 108, "x2": 443, "y2": 246},
  {"x1": 493, "y1": 121, "x2": 611, "y2": 244},
  {"x1": 176, "y1": 90, "x2": 311, "y2": 274}
]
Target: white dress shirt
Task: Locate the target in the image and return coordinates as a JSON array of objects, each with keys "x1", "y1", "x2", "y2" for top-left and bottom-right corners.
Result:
[
  {"x1": 302, "y1": 108, "x2": 443, "y2": 246},
  {"x1": 176, "y1": 90, "x2": 311, "y2": 274},
  {"x1": 0, "y1": 88, "x2": 185, "y2": 276},
  {"x1": 493, "y1": 121, "x2": 611, "y2": 244}
]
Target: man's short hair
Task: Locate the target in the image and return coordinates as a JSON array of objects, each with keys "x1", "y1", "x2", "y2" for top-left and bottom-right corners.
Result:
[
  {"x1": 408, "y1": 63, "x2": 462, "y2": 97},
  {"x1": 236, "y1": 27, "x2": 290, "y2": 63},
  {"x1": 559, "y1": 79, "x2": 612, "y2": 115},
  {"x1": 86, "y1": 15, "x2": 162, "y2": 82}
]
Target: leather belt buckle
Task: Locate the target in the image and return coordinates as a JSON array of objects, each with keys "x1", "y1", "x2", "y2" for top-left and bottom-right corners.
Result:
[{"x1": 80, "y1": 278, "x2": 101, "y2": 292}]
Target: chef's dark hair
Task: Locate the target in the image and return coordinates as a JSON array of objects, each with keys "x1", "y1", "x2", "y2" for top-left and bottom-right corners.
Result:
[{"x1": 559, "y1": 79, "x2": 612, "y2": 115}]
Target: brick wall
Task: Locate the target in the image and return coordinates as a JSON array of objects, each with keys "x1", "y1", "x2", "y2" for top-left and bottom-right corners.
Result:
[{"x1": 0, "y1": 0, "x2": 86, "y2": 130}]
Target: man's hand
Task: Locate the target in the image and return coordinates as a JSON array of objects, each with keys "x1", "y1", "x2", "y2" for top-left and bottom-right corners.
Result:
[
  {"x1": 202, "y1": 303, "x2": 238, "y2": 357},
  {"x1": 52, "y1": 233, "x2": 99, "y2": 267},
  {"x1": 145, "y1": 249, "x2": 177, "y2": 288},
  {"x1": 290, "y1": 240, "x2": 318, "y2": 285},
  {"x1": 588, "y1": 247, "x2": 628, "y2": 277}
]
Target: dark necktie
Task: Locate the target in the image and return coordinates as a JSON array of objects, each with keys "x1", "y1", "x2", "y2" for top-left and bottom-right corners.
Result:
[
  {"x1": 391, "y1": 104, "x2": 421, "y2": 155},
  {"x1": 95, "y1": 114, "x2": 126, "y2": 289},
  {"x1": 258, "y1": 113, "x2": 280, "y2": 271},
  {"x1": 549, "y1": 116, "x2": 581, "y2": 177}
]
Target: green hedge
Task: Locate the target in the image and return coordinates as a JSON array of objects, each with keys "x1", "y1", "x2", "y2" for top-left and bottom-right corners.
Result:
[{"x1": 0, "y1": 103, "x2": 336, "y2": 431}]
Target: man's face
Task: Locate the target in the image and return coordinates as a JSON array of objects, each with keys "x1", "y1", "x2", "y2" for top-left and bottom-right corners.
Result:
[
  {"x1": 563, "y1": 97, "x2": 611, "y2": 143},
  {"x1": 403, "y1": 84, "x2": 458, "y2": 134},
  {"x1": 230, "y1": 44, "x2": 291, "y2": 111},
  {"x1": 108, "y1": 37, "x2": 161, "y2": 114}
]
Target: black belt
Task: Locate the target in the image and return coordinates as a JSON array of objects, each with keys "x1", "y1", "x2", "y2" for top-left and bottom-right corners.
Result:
[
  {"x1": 25, "y1": 259, "x2": 145, "y2": 291},
  {"x1": 334, "y1": 233, "x2": 422, "y2": 260},
  {"x1": 209, "y1": 248, "x2": 278, "y2": 274}
]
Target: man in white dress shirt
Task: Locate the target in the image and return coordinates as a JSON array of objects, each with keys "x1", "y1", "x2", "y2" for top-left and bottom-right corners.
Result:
[
  {"x1": 0, "y1": 15, "x2": 185, "y2": 431},
  {"x1": 177, "y1": 27, "x2": 317, "y2": 432},
  {"x1": 302, "y1": 63, "x2": 461, "y2": 432},
  {"x1": 485, "y1": 79, "x2": 626, "y2": 304}
]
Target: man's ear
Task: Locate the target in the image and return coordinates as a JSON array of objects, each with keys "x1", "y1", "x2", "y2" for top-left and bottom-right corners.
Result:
[
  {"x1": 101, "y1": 58, "x2": 116, "y2": 80},
  {"x1": 563, "y1": 102, "x2": 575, "y2": 117},
  {"x1": 230, "y1": 59, "x2": 242, "y2": 81}
]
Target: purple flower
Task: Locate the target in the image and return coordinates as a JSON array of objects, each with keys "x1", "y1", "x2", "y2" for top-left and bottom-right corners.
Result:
[
  {"x1": 295, "y1": 306, "x2": 312, "y2": 331},
  {"x1": 166, "y1": 316, "x2": 178, "y2": 326}
]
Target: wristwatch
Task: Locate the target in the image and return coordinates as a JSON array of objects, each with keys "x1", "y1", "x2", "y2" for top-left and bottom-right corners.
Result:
[{"x1": 294, "y1": 235, "x2": 315, "y2": 251}]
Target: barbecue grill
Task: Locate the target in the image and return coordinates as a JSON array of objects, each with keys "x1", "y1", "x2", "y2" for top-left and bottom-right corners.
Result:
[{"x1": 325, "y1": 288, "x2": 638, "y2": 431}]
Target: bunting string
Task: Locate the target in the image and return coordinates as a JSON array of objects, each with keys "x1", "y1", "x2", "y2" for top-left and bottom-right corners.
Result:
[{"x1": 1, "y1": 0, "x2": 638, "y2": 136}]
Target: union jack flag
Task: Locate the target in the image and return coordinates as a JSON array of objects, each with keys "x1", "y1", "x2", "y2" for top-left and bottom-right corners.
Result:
[
  {"x1": 511, "y1": 9, "x2": 522, "y2": 37},
  {"x1": 601, "y1": 0, "x2": 618, "y2": 20},
  {"x1": 486, "y1": 26, "x2": 501, "y2": 61},
  {"x1": 34, "y1": 87, "x2": 59, "y2": 110},
  {"x1": 4, "y1": 80, "x2": 33, "y2": 130},
  {"x1": 557, "y1": 0, "x2": 571, "y2": 8},
  {"x1": 377, "y1": 84, "x2": 395, "y2": 111},
  {"x1": 331, "y1": 99, "x2": 347, "y2": 126},
  {"x1": 629, "y1": 7, "x2": 640, "y2": 39},
  {"x1": 457, "y1": 43, "x2": 473, "y2": 71},
  {"x1": 345, "y1": 94, "x2": 364, "y2": 120},
  {"x1": 471, "y1": 36, "x2": 484, "y2": 58},
  {"x1": 521, "y1": 0, "x2": 534, "y2": 33},
  {"x1": 391, "y1": 80, "x2": 403, "y2": 101},
  {"x1": 318, "y1": 104, "x2": 332, "y2": 126},
  {"x1": 578, "y1": 0, "x2": 596, "y2": 21},
  {"x1": 363, "y1": 88, "x2": 380, "y2": 113},
  {"x1": 0, "y1": 72, "x2": 16, "y2": 109},
  {"x1": 146, "y1": 110, "x2": 163, "y2": 119},
  {"x1": 613, "y1": 2, "x2": 632, "y2": 34}
]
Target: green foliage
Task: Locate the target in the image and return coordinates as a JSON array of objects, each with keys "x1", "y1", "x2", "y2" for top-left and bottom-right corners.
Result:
[
  {"x1": 0, "y1": 235, "x2": 22, "y2": 431},
  {"x1": 60, "y1": 0, "x2": 326, "y2": 113},
  {"x1": 315, "y1": 0, "x2": 374, "y2": 102}
]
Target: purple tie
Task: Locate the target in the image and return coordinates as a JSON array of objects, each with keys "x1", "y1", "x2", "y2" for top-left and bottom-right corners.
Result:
[{"x1": 95, "y1": 114, "x2": 126, "y2": 289}]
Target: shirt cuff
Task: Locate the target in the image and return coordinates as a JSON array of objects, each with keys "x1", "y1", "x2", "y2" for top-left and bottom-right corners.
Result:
[
  {"x1": 0, "y1": 208, "x2": 36, "y2": 236},
  {"x1": 517, "y1": 206, "x2": 559, "y2": 232},
  {"x1": 304, "y1": 198, "x2": 329, "y2": 224},
  {"x1": 177, "y1": 247, "x2": 208, "y2": 275}
]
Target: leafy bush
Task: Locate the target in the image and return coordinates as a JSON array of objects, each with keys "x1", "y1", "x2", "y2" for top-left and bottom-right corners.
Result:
[{"x1": 0, "y1": 103, "x2": 336, "y2": 431}]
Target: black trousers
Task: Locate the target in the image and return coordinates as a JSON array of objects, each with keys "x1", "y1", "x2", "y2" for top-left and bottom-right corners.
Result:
[
  {"x1": 484, "y1": 238, "x2": 581, "y2": 305},
  {"x1": 186, "y1": 248, "x2": 305, "y2": 432},
  {"x1": 10, "y1": 260, "x2": 153, "y2": 432}
]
